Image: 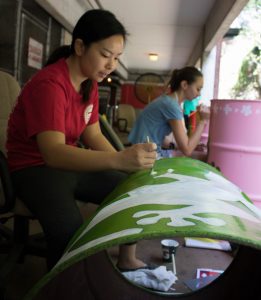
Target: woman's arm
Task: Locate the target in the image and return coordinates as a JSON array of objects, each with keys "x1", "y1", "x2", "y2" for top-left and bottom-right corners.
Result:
[
  {"x1": 36, "y1": 129, "x2": 156, "y2": 173},
  {"x1": 169, "y1": 105, "x2": 210, "y2": 156}
]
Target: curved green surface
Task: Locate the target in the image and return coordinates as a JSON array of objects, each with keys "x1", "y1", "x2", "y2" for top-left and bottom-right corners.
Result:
[{"x1": 25, "y1": 157, "x2": 261, "y2": 299}]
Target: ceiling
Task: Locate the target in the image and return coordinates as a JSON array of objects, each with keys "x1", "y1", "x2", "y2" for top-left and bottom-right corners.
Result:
[
  {"x1": 97, "y1": 0, "x2": 216, "y2": 73},
  {"x1": 88, "y1": 0, "x2": 248, "y2": 79},
  {"x1": 36, "y1": 0, "x2": 249, "y2": 79}
]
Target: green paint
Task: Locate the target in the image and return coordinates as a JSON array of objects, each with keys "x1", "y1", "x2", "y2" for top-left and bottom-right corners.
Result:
[{"x1": 24, "y1": 157, "x2": 261, "y2": 300}]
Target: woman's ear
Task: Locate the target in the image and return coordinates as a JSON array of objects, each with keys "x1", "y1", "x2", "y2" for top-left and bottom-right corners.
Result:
[
  {"x1": 74, "y1": 39, "x2": 85, "y2": 56},
  {"x1": 180, "y1": 80, "x2": 188, "y2": 90}
]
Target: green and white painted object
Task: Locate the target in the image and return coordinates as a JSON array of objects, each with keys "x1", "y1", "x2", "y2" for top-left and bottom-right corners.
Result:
[{"x1": 25, "y1": 157, "x2": 261, "y2": 299}]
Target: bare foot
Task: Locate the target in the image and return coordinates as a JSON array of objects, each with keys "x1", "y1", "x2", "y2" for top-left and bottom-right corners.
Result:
[
  {"x1": 117, "y1": 258, "x2": 147, "y2": 270},
  {"x1": 117, "y1": 243, "x2": 147, "y2": 270}
]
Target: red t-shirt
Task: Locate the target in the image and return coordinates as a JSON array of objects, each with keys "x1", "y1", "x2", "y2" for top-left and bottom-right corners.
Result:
[{"x1": 6, "y1": 58, "x2": 99, "y2": 172}]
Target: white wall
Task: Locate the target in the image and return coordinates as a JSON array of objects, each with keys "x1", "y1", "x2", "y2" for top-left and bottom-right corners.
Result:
[
  {"x1": 201, "y1": 46, "x2": 217, "y2": 106},
  {"x1": 35, "y1": 0, "x2": 92, "y2": 32}
]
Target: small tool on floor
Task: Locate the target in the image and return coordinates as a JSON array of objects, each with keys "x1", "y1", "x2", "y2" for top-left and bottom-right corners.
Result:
[{"x1": 172, "y1": 253, "x2": 176, "y2": 275}]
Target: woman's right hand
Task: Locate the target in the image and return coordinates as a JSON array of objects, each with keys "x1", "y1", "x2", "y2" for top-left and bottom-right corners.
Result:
[
  {"x1": 197, "y1": 105, "x2": 210, "y2": 122},
  {"x1": 117, "y1": 143, "x2": 157, "y2": 173}
]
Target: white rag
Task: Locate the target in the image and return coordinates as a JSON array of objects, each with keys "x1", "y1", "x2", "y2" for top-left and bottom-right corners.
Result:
[{"x1": 122, "y1": 266, "x2": 177, "y2": 292}]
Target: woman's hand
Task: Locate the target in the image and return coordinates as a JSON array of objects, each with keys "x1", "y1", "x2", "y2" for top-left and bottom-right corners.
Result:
[
  {"x1": 116, "y1": 143, "x2": 157, "y2": 173},
  {"x1": 197, "y1": 105, "x2": 210, "y2": 122}
]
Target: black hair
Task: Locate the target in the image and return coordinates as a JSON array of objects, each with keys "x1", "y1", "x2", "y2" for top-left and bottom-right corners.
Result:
[
  {"x1": 168, "y1": 66, "x2": 203, "y2": 92},
  {"x1": 45, "y1": 45, "x2": 71, "y2": 66},
  {"x1": 71, "y1": 9, "x2": 127, "y2": 103},
  {"x1": 71, "y1": 9, "x2": 127, "y2": 52},
  {"x1": 45, "y1": 9, "x2": 127, "y2": 103}
]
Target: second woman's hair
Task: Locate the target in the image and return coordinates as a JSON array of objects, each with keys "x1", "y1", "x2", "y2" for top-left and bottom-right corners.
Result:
[{"x1": 168, "y1": 66, "x2": 203, "y2": 92}]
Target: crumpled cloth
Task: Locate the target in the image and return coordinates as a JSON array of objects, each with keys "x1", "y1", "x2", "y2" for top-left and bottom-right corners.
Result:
[{"x1": 121, "y1": 266, "x2": 177, "y2": 292}]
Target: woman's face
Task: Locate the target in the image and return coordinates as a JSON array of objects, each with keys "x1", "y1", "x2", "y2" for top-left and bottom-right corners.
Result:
[
  {"x1": 184, "y1": 76, "x2": 203, "y2": 100},
  {"x1": 77, "y1": 35, "x2": 124, "y2": 82}
]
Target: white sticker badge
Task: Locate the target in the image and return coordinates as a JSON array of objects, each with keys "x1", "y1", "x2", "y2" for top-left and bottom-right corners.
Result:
[{"x1": 84, "y1": 104, "x2": 93, "y2": 124}]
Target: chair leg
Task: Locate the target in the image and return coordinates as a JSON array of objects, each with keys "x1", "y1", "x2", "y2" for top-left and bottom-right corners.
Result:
[
  {"x1": 14, "y1": 215, "x2": 47, "y2": 258},
  {"x1": 13, "y1": 215, "x2": 30, "y2": 263},
  {"x1": 0, "y1": 224, "x2": 13, "y2": 253},
  {"x1": 0, "y1": 238, "x2": 25, "y2": 298},
  {"x1": 0, "y1": 214, "x2": 13, "y2": 244},
  {"x1": 0, "y1": 224, "x2": 13, "y2": 241},
  {"x1": 0, "y1": 242, "x2": 24, "y2": 277},
  {"x1": 0, "y1": 216, "x2": 47, "y2": 297},
  {"x1": 13, "y1": 215, "x2": 29, "y2": 244}
]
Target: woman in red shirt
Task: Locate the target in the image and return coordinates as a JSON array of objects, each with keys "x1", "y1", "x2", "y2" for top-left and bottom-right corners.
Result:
[{"x1": 7, "y1": 9, "x2": 156, "y2": 269}]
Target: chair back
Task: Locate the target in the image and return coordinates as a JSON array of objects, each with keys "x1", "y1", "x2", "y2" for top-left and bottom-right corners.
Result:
[
  {"x1": 117, "y1": 104, "x2": 136, "y2": 132},
  {"x1": 99, "y1": 114, "x2": 124, "y2": 151},
  {"x1": 0, "y1": 71, "x2": 20, "y2": 154},
  {"x1": 0, "y1": 71, "x2": 20, "y2": 213}
]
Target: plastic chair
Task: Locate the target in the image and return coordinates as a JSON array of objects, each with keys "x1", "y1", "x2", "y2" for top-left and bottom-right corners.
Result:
[
  {"x1": 0, "y1": 71, "x2": 127, "y2": 296},
  {"x1": 117, "y1": 104, "x2": 136, "y2": 133},
  {"x1": 0, "y1": 71, "x2": 48, "y2": 296},
  {"x1": 99, "y1": 114, "x2": 124, "y2": 151}
]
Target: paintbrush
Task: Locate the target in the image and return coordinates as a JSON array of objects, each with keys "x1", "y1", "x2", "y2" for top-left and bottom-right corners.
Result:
[{"x1": 146, "y1": 136, "x2": 155, "y2": 175}]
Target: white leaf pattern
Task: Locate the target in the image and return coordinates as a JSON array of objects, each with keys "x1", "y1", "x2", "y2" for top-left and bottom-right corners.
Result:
[{"x1": 241, "y1": 105, "x2": 252, "y2": 116}]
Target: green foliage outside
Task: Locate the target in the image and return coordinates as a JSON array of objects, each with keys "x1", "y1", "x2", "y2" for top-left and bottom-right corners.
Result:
[
  {"x1": 231, "y1": 0, "x2": 261, "y2": 99},
  {"x1": 232, "y1": 46, "x2": 261, "y2": 98}
]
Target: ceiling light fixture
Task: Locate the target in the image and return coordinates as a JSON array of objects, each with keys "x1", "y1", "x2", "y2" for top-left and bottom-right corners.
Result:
[
  {"x1": 107, "y1": 77, "x2": 112, "y2": 83},
  {"x1": 149, "y1": 53, "x2": 158, "y2": 61}
]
